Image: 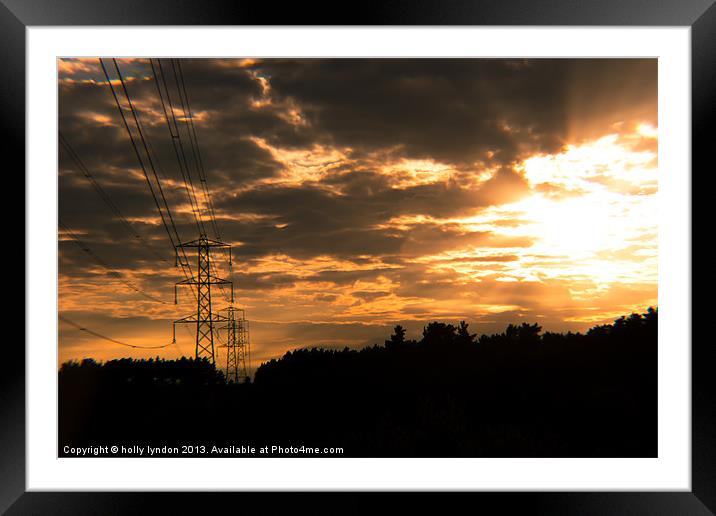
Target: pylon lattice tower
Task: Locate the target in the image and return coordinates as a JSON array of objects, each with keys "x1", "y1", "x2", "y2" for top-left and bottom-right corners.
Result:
[
  {"x1": 220, "y1": 307, "x2": 251, "y2": 383},
  {"x1": 172, "y1": 235, "x2": 233, "y2": 364}
]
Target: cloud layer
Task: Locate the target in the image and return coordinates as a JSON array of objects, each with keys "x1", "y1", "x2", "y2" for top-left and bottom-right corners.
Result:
[{"x1": 58, "y1": 58, "x2": 658, "y2": 366}]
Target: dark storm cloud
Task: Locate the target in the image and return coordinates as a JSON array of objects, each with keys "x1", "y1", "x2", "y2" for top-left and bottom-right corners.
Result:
[
  {"x1": 212, "y1": 166, "x2": 530, "y2": 260},
  {"x1": 253, "y1": 58, "x2": 657, "y2": 165}
]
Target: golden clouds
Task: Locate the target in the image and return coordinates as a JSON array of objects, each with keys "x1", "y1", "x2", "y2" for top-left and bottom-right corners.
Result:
[
  {"x1": 380, "y1": 158, "x2": 456, "y2": 188},
  {"x1": 250, "y1": 137, "x2": 351, "y2": 187},
  {"x1": 58, "y1": 58, "x2": 96, "y2": 76},
  {"x1": 407, "y1": 125, "x2": 658, "y2": 299}
]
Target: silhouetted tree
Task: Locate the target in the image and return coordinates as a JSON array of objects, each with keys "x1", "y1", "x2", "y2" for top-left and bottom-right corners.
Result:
[
  {"x1": 421, "y1": 322, "x2": 457, "y2": 347},
  {"x1": 504, "y1": 322, "x2": 542, "y2": 343},
  {"x1": 455, "y1": 320, "x2": 476, "y2": 346},
  {"x1": 385, "y1": 324, "x2": 407, "y2": 349}
]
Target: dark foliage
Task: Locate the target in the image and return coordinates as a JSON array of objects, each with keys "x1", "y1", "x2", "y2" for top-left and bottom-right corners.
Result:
[{"x1": 59, "y1": 308, "x2": 657, "y2": 457}]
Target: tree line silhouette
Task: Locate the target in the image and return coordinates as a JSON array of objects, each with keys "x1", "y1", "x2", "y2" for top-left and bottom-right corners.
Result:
[{"x1": 59, "y1": 308, "x2": 657, "y2": 457}]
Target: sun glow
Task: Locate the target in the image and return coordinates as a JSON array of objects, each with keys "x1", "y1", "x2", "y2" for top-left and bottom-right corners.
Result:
[
  {"x1": 426, "y1": 126, "x2": 659, "y2": 291},
  {"x1": 506, "y1": 194, "x2": 615, "y2": 255}
]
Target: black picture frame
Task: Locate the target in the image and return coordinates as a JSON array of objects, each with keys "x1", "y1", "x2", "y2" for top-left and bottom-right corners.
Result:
[{"x1": 5, "y1": 0, "x2": 713, "y2": 512}]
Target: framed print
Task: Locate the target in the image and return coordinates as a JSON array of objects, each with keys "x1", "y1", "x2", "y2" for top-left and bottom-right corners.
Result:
[{"x1": 5, "y1": 0, "x2": 714, "y2": 512}]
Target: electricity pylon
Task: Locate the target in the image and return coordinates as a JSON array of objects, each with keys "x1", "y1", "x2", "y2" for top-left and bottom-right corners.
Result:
[
  {"x1": 172, "y1": 235, "x2": 233, "y2": 364},
  {"x1": 237, "y1": 311, "x2": 250, "y2": 381},
  {"x1": 220, "y1": 307, "x2": 250, "y2": 383}
]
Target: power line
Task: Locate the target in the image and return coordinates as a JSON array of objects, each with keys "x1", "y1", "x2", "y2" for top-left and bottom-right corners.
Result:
[
  {"x1": 150, "y1": 58, "x2": 206, "y2": 237},
  {"x1": 174, "y1": 59, "x2": 226, "y2": 252},
  {"x1": 59, "y1": 315, "x2": 173, "y2": 349},
  {"x1": 100, "y1": 58, "x2": 197, "y2": 301},
  {"x1": 169, "y1": 59, "x2": 233, "y2": 304},
  {"x1": 110, "y1": 58, "x2": 187, "y2": 253},
  {"x1": 172, "y1": 332, "x2": 187, "y2": 356},
  {"x1": 59, "y1": 218, "x2": 170, "y2": 305},
  {"x1": 59, "y1": 131, "x2": 169, "y2": 264},
  {"x1": 174, "y1": 59, "x2": 221, "y2": 241},
  {"x1": 99, "y1": 59, "x2": 177, "y2": 252}
]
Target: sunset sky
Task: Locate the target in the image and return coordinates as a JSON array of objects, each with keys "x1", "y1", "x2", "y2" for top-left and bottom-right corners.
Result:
[{"x1": 58, "y1": 58, "x2": 658, "y2": 368}]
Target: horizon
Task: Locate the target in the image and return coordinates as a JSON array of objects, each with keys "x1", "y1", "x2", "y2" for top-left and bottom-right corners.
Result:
[{"x1": 58, "y1": 306, "x2": 658, "y2": 369}]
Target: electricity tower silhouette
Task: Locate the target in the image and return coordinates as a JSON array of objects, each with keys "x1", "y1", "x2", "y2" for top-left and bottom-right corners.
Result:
[
  {"x1": 220, "y1": 307, "x2": 251, "y2": 383},
  {"x1": 173, "y1": 235, "x2": 233, "y2": 364},
  {"x1": 98, "y1": 57, "x2": 255, "y2": 374}
]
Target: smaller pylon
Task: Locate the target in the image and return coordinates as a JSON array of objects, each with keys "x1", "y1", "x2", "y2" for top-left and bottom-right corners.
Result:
[{"x1": 219, "y1": 307, "x2": 251, "y2": 383}]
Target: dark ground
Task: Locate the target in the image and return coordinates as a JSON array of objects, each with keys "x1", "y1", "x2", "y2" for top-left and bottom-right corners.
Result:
[{"x1": 58, "y1": 309, "x2": 657, "y2": 458}]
